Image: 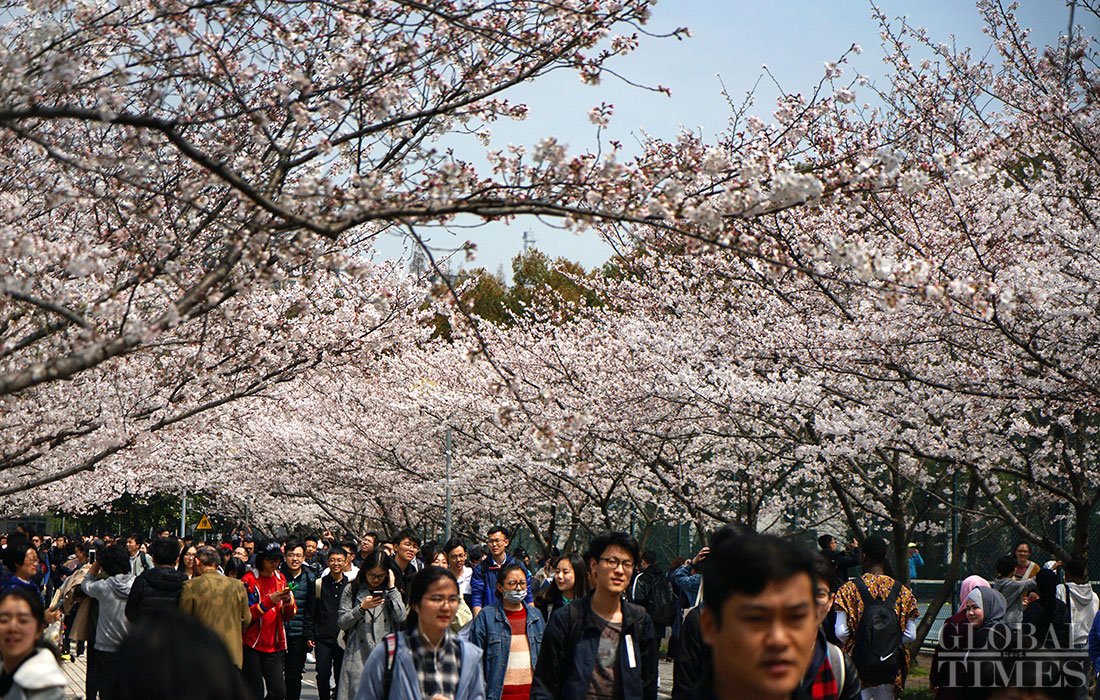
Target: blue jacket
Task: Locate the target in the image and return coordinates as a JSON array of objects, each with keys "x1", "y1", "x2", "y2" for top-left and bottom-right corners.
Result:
[
  {"x1": 669, "y1": 563, "x2": 700, "y2": 606},
  {"x1": 908, "y1": 552, "x2": 924, "y2": 581},
  {"x1": 468, "y1": 602, "x2": 545, "y2": 700},
  {"x1": 531, "y1": 596, "x2": 657, "y2": 700},
  {"x1": 470, "y1": 555, "x2": 532, "y2": 609},
  {"x1": 1089, "y1": 611, "x2": 1100, "y2": 676},
  {"x1": 355, "y1": 629, "x2": 485, "y2": 700}
]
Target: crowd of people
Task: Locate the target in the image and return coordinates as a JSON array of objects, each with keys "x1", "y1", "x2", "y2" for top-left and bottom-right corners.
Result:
[{"x1": 0, "y1": 522, "x2": 1098, "y2": 700}]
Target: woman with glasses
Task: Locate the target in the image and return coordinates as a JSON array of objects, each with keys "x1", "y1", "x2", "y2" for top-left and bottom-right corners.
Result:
[
  {"x1": 338, "y1": 551, "x2": 407, "y2": 700},
  {"x1": 354, "y1": 566, "x2": 485, "y2": 700},
  {"x1": 469, "y1": 563, "x2": 546, "y2": 700}
]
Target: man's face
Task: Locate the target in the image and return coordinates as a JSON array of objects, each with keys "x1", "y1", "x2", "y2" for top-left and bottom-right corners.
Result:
[
  {"x1": 701, "y1": 573, "x2": 817, "y2": 700},
  {"x1": 395, "y1": 538, "x2": 418, "y2": 564},
  {"x1": 125, "y1": 537, "x2": 139, "y2": 555},
  {"x1": 360, "y1": 536, "x2": 375, "y2": 554},
  {"x1": 487, "y1": 532, "x2": 508, "y2": 558},
  {"x1": 305, "y1": 540, "x2": 317, "y2": 557},
  {"x1": 328, "y1": 552, "x2": 347, "y2": 573},
  {"x1": 285, "y1": 547, "x2": 305, "y2": 571},
  {"x1": 447, "y1": 547, "x2": 467, "y2": 570},
  {"x1": 234, "y1": 547, "x2": 247, "y2": 561},
  {"x1": 590, "y1": 544, "x2": 635, "y2": 597},
  {"x1": 244, "y1": 541, "x2": 254, "y2": 555}
]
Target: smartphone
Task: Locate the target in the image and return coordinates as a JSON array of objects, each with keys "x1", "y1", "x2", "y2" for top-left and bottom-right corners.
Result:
[
  {"x1": 88, "y1": 549, "x2": 96, "y2": 563},
  {"x1": 370, "y1": 590, "x2": 385, "y2": 598}
]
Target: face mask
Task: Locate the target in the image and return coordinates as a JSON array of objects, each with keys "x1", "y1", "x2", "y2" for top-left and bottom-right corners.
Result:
[{"x1": 503, "y1": 589, "x2": 526, "y2": 604}]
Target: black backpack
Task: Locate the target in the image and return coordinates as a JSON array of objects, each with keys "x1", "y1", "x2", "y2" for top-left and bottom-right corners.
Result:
[
  {"x1": 647, "y1": 574, "x2": 676, "y2": 627},
  {"x1": 851, "y1": 577, "x2": 905, "y2": 685}
]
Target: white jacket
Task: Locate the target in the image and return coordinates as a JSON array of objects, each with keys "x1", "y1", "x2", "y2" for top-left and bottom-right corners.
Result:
[
  {"x1": 1056, "y1": 581, "x2": 1099, "y2": 646},
  {"x1": 1, "y1": 648, "x2": 67, "y2": 700}
]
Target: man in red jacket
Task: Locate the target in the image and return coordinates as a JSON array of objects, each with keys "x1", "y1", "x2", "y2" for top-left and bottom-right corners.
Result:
[{"x1": 243, "y1": 539, "x2": 297, "y2": 700}]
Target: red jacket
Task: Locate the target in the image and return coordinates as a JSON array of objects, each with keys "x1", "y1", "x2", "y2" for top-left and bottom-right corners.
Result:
[{"x1": 242, "y1": 569, "x2": 296, "y2": 652}]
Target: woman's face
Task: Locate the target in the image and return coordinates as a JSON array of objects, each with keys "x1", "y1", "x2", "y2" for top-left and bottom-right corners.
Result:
[
  {"x1": 0, "y1": 597, "x2": 41, "y2": 664},
  {"x1": 497, "y1": 569, "x2": 528, "y2": 598},
  {"x1": 432, "y1": 552, "x2": 448, "y2": 568},
  {"x1": 1015, "y1": 545, "x2": 1031, "y2": 566},
  {"x1": 554, "y1": 560, "x2": 575, "y2": 592},
  {"x1": 965, "y1": 599, "x2": 985, "y2": 626},
  {"x1": 15, "y1": 548, "x2": 38, "y2": 580},
  {"x1": 365, "y1": 567, "x2": 388, "y2": 590},
  {"x1": 183, "y1": 547, "x2": 197, "y2": 565},
  {"x1": 413, "y1": 578, "x2": 460, "y2": 636}
]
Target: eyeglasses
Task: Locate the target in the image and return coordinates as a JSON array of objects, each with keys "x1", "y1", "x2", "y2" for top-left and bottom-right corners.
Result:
[
  {"x1": 599, "y1": 557, "x2": 634, "y2": 571},
  {"x1": 487, "y1": 538, "x2": 507, "y2": 545},
  {"x1": 366, "y1": 572, "x2": 387, "y2": 580},
  {"x1": 500, "y1": 580, "x2": 527, "y2": 590},
  {"x1": 423, "y1": 596, "x2": 461, "y2": 606}
]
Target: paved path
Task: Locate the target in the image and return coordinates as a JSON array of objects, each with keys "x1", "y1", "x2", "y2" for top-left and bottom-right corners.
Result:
[{"x1": 61, "y1": 654, "x2": 673, "y2": 699}]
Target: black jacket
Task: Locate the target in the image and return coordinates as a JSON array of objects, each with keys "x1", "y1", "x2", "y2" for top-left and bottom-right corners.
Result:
[
  {"x1": 315, "y1": 574, "x2": 349, "y2": 642},
  {"x1": 672, "y1": 606, "x2": 709, "y2": 700},
  {"x1": 125, "y1": 566, "x2": 188, "y2": 623},
  {"x1": 822, "y1": 548, "x2": 860, "y2": 589},
  {"x1": 531, "y1": 596, "x2": 658, "y2": 700}
]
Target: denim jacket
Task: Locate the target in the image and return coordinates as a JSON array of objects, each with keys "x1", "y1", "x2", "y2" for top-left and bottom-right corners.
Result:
[
  {"x1": 468, "y1": 602, "x2": 546, "y2": 700},
  {"x1": 355, "y1": 629, "x2": 485, "y2": 700}
]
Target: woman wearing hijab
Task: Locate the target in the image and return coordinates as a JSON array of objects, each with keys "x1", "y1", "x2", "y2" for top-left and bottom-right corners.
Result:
[
  {"x1": 932, "y1": 576, "x2": 991, "y2": 700},
  {"x1": 965, "y1": 587, "x2": 1013, "y2": 699}
]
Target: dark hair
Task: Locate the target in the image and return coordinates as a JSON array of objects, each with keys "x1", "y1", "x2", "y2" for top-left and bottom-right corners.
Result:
[
  {"x1": 584, "y1": 531, "x2": 640, "y2": 566},
  {"x1": 995, "y1": 555, "x2": 1017, "y2": 577},
  {"x1": 488, "y1": 526, "x2": 510, "y2": 540},
  {"x1": 351, "y1": 550, "x2": 393, "y2": 598},
  {"x1": 0, "y1": 588, "x2": 59, "y2": 662},
  {"x1": 150, "y1": 537, "x2": 181, "y2": 567},
  {"x1": 305, "y1": 535, "x2": 319, "y2": 544},
  {"x1": 101, "y1": 544, "x2": 130, "y2": 576},
  {"x1": 812, "y1": 551, "x2": 838, "y2": 593},
  {"x1": 1, "y1": 539, "x2": 36, "y2": 573},
  {"x1": 817, "y1": 535, "x2": 834, "y2": 549},
  {"x1": 711, "y1": 522, "x2": 754, "y2": 548},
  {"x1": 1013, "y1": 541, "x2": 1031, "y2": 554},
  {"x1": 669, "y1": 557, "x2": 686, "y2": 571},
  {"x1": 1064, "y1": 560, "x2": 1086, "y2": 579},
  {"x1": 860, "y1": 536, "x2": 888, "y2": 566},
  {"x1": 495, "y1": 563, "x2": 527, "y2": 592},
  {"x1": 443, "y1": 538, "x2": 466, "y2": 555},
  {"x1": 117, "y1": 610, "x2": 250, "y2": 700},
  {"x1": 468, "y1": 546, "x2": 488, "y2": 563},
  {"x1": 283, "y1": 539, "x2": 305, "y2": 555},
  {"x1": 364, "y1": 531, "x2": 380, "y2": 542},
  {"x1": 326, "y1": 548, "x2": 347, "y2": 561},
  {"x1": 394, "y1": 529, "x2": 421, "y2": 547},
  {"x1": 339, "y1": 539, "x2": 356, "y2": 556},
  {"x1": 535, "y1": 553, "x2": 589, "y2": 613},
  {"x1": 405, "y1": 566, "x2": 458, "y2": 631},
  {"x1": 127, "y1": 532, "x2": 143, "y2": 544},
  {"x1": 423, "y1": 545, "x2": 447, "y2": 567},
  {"x1": 641, "y1": 550, "x2": 657, "y2": 567},
  {"x1": 223, "y1": 557, "x2": 248, "y2": 580},
  {"x1": 702, "y1": 534, "x2": 816, "y2": 623}
]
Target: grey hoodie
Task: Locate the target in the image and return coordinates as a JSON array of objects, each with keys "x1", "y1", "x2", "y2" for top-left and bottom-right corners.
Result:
[
  {"x1": 1056, "y1": 581, "x2": 1099, "y2": 646},
  {"x1": 991, "y1": 577, "x2": 1036, "y2": 625},
  {"x1": 81, "y1": 573, "x2": 135, "y2": 652}
]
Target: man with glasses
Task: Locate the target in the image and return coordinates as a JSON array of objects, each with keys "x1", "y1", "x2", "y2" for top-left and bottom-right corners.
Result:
[
  {"x1": 471, "y1": 526, "x2": 533, "y2": 617},
  {"x1": 444, "y1": 538, "x2": 474, "y2": 607},
  {"x1": 532, "y1": 531, "x2": 658, "y2": 700}
]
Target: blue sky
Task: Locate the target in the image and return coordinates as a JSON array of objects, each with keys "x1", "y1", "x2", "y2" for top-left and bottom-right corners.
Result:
[{"x1": 374, "y1": 1, "x2": 1086, "y2": 281}]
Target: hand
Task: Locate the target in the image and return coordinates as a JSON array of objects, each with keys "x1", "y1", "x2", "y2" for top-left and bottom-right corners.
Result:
[
  {"x1": 88, "y1": 561, "x2": 101, "y2": 577},
  {"x1": 361, "y1": 595, "x2": 384, "y2": 611},
  {"x1": 270, "y1": 588, "x2": 291, "y2": 605},
  {"x1": 45, "y1": 607, "x2": 62, "y2": 624},
  {"x1": 307, "y1": 640, "x2": 315, "y2": 649},
  {"x1": 692, "y1": 547, "x2": 710, "y2": 567}
]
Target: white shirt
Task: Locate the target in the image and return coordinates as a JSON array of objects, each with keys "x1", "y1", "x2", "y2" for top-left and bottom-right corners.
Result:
[{"x1": 455, "y1": 565, "x2": 472, "y2": 595}]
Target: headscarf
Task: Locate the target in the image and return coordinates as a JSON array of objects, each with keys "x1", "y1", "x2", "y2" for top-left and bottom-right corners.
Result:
[
  {"x1": 966, "y1": 586, "x2": 1008, "y2": 628},
  {"x1": 958, "y1": 575, "x2": 989, "y2": 611}
]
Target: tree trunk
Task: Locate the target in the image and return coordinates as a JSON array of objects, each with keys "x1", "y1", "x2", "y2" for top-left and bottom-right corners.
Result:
[{"x1": 911, "y1": 471, "x2": 978, "y2": 655}]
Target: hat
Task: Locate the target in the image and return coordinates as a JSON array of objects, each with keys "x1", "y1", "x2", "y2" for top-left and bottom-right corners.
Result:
[
  {"x1": 258, "y1": 539, "x2": 284, "y2": 560},
  {"x1": 907, "y1": 542, "x2": 917, "y2": 548}
]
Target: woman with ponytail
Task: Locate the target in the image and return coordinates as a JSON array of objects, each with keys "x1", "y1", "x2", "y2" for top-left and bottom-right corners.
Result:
[
  {"x1": 354, "y1": 566, "x2": 485, "y2": 700},
  {"x1": 0, "y1": 587, "x2": 66, "y2": 700}
]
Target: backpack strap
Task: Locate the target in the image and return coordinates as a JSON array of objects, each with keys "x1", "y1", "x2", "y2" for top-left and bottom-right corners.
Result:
[
  {"x1": 853, "y1": 576, "x2": 874, "y2": 606},
  {"x1": 827, "y1": 641, "x2": 846, "y2": 691},
  {"x1": 884, "y1": 580, "x2": 902, "y2": 608},
  {"x1": 382, "y1": 633, "x2": 398, "y2": 700}
]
